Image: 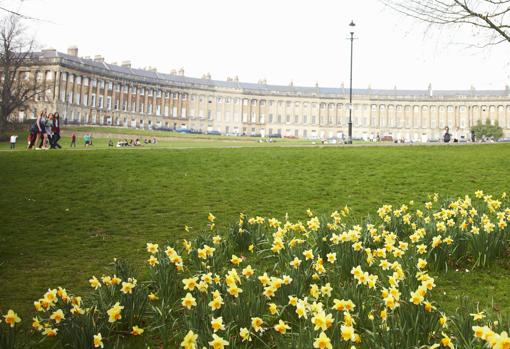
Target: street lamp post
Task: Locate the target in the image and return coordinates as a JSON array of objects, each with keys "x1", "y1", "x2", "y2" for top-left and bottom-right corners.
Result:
[{"x1": 348, "y1": 20, "x2": 355, "y2": 144}]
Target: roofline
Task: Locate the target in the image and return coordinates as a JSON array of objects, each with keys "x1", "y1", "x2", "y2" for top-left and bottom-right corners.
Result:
[{"x1": 31, "y1": 50, "x2": 510, "y2": 100}]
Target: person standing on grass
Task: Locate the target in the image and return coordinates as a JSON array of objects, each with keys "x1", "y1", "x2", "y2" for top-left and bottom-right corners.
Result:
[
  {"x1": 45, "y1": 113, "x2": 54, "y2": 149},
  {"x1": 34, "y1": 111, "x2": 47, "y2": 150},
  {"x1": 27, "y1": 132, "x2": 33, "y2": 149},
  {"x1": 51, "y1": 112, "x2": 62, "y2": 149},
  {"x1": 70, "y1": 132, "x2": 76, "y2": 147},
  {"x1": 443, "y1": 127, "x2": 451, "y2": 143},
  {"x1": 10, "y1": 134, "x2": 17, "y2": 149}
]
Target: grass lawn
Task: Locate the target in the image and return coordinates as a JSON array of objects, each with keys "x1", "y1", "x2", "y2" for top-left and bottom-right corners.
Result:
[{"x1": 0, "y1": 141, "x2": 509, "y2": 321}]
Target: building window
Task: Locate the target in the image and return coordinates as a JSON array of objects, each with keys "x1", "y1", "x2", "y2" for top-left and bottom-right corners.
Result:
[
  {"x1": 83, "y1": 94, "x2": 88, "y2": 106},
  {"x1": 91, "y1": 79, "x2": 97, "y2": 87},
  {"x1": 107, "y1": 81, "x2": 113, "y2": 90},
  {"x1": 148, "y1": 104, "x2": 153, "y2": 114},
  {"x1": 156, "y1": 105, "x2": 161, "y2": 116},
  {"x1": 99, "y1": 80, "x2": 105, "y2": 89},
  {"x1": 46, "y1": 71, "x2": 53, "y2": 81},
  {"x1": 148, "y1": 89, "x2": 153, "y2": 96},
  {"x1": 269, "y1": 114, "x2": 273, "y2": 123},
  {"x1": 98, "y1": 96, "x2": 104, "y2": 109},
  {"x1": 140, "y1": 88, "x2": 145, "y2": 96}
]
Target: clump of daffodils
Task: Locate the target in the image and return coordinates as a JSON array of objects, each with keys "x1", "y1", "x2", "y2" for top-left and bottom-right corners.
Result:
[{"x1": 16, "y1": 191, "x2": 510, "y2": 348}]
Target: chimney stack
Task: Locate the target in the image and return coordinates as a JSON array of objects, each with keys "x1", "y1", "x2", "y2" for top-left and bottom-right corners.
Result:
[
  {"x1": 121, "y1": 60, "x2": 131, "y2": 68},
  {"x1": 67, "y1": 46, "x2": 78, "y2": 57},
  {"x1": 94, "y1": 55, "x2": 104, "y2": 63}
]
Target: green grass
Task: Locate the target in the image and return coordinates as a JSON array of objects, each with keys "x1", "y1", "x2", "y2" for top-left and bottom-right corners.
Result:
[{"x1": 0, "y1": 141, "x2": 509, "y2": 321}]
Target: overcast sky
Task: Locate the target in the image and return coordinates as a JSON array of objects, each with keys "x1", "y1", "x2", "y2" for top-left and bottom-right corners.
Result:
[{"x1": 6, "y1": 0, "x2": 510, "y2": 90}]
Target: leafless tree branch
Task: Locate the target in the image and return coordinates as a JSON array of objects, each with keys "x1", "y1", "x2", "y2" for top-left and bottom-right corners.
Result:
[{"x1": 381, "y1": 0, "x2": 510, "y2": 47}]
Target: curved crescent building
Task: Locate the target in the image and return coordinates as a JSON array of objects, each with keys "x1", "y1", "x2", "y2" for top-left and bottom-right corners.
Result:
[{"x1": 21, "y1": 47, "x2": 510, "y2": 141}]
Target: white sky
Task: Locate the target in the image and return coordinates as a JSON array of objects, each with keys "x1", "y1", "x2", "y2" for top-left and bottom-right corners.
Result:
[{"x1": 6, "y1": 0, "x2": 510, "y2": 90}]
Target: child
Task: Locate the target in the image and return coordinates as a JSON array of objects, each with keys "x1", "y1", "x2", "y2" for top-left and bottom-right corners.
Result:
[
  {"x1": 27, "y1": 133, "x2": 33, "y2": 149},
  {"x1": 10, "y1": 135, "x2": 17, "y2": 149},
  {"x1": 70, "y1": 133, "x2": 76, "y2": 147}
]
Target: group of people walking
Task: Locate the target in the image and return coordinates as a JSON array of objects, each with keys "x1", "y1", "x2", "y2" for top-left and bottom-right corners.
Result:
[{"x1": 27, "y1": 111, "x2": 61, "y2": 150}]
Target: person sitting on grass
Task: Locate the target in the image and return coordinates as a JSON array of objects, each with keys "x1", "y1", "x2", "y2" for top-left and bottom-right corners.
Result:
[{"x1": 108, "y1": 139, "x2": 113, "y2": 147}]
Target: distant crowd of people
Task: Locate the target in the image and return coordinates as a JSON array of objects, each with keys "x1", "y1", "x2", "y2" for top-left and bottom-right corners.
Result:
[
  {"x1": 114, "y1": 137, "x2": 157, "y2": 147},
  {"x1": 26, "y1": 111, "x2": 62, "y2": 150},
  {"x1": 6, "y1": 110, "x2": 159, "y2": 150}
]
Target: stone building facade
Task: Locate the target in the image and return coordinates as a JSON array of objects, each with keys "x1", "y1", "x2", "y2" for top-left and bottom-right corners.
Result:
[{"x1": 18, "y1": 47, "x2": 510, "y2": 141}]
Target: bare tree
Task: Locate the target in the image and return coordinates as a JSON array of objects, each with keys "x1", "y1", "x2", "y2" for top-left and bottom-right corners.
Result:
[
  {"x1": 0, "y1": 14, "x2": 40, "y2": 134},
  {"x1": 381, "y1": 0, "x2": 510, "y2": 47}
]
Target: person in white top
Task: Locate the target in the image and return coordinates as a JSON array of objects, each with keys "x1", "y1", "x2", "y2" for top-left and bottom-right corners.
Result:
[{"x1": 10, "y1": 135, "x2": 17, "y2": 149}]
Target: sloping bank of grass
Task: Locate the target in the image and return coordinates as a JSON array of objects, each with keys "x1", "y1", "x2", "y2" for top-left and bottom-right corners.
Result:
[{"x1": 0, "y1": 144, "x2": 509, "y2": 320}]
